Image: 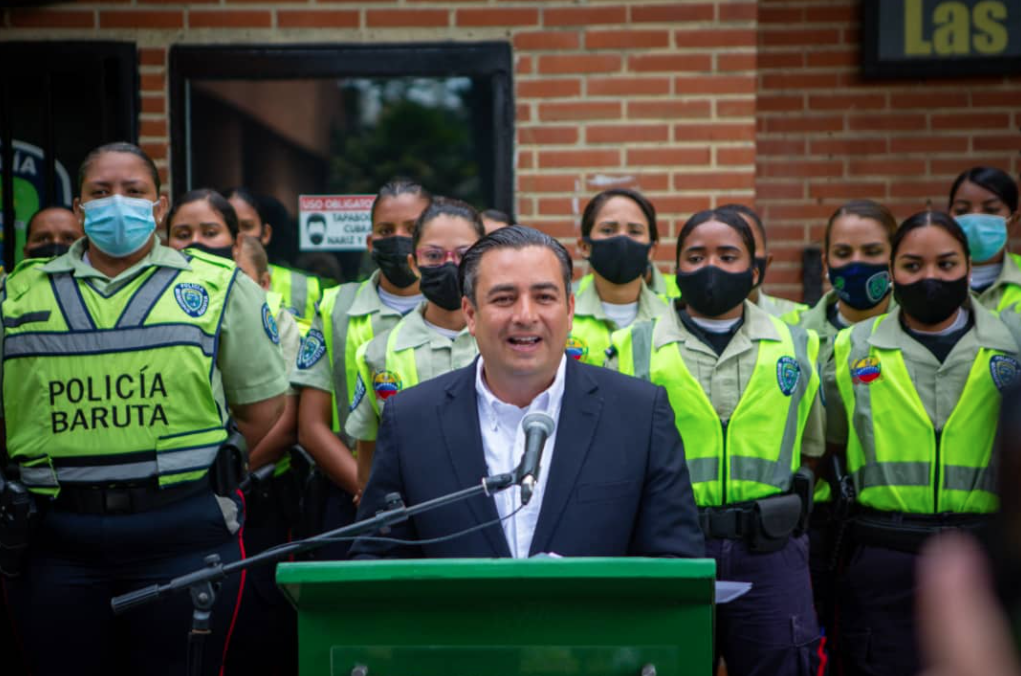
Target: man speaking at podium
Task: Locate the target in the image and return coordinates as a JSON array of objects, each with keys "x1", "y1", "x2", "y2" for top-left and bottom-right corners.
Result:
[{"x1": 351, "y1": 226, "x2": 703, "y2": 559}]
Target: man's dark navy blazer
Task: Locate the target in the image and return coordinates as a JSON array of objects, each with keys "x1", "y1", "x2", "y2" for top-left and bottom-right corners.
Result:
[{"x1": 350, "y1": 357, "x2": 704, "y2": 559}]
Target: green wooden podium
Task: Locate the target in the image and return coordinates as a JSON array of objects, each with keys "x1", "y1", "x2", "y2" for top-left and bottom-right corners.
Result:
[{"x1": 277, "y1": 557, "x2": 716, "y2": 676}]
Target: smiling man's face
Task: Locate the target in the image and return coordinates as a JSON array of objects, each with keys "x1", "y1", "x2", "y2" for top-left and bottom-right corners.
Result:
[{"x1": 464, "y1": 245, "x2": 574, "y2": 395}]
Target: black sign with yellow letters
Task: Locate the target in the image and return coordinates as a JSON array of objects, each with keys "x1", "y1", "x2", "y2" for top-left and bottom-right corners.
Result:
[{"x1": 862, "y1": 0, "x2": 1021, "y2": 78}]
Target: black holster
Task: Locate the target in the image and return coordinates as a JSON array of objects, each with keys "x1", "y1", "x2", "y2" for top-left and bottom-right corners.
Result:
[
  {"x1": 700, "y1": 469, "x2": 814, "y2": 554},
  {"x1": 210, "y1": 429, "x2": 249, "y2": 497},
  {"x1": 748, "y1": 493, "x2": 803, "y2": 553},
  {"x1": 0, "y1": 469, "x2": 40, "y2": 578}
]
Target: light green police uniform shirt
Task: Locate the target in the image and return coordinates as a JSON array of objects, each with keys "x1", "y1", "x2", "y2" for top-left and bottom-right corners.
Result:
[
  {"x1": 276, "y1": 307, "x2": 301, "y2": 397},
  {"x1": 345, "y1": 303, "x2": 478, "y2": 442},
  {"x1": 0, "y1": 238, "x2": 289, "y2": 417},
  {"x1": 791, "y1": 289, "x2": 898, "y2": 362},
  {"x1": 976, "y1": 253, "x2": 1021, "y2": 312},
  {"x1": 606, "y1": 300, "x2": 826, "y2": 458},
  {"x1": 823, "y1": 301, "x2": 1021, "y2": 446},
  {"x1": 289, "y1": 271, "x2": 405, "y2": 394},
  {"x1": 756, "y1": 291, "x2": 809, "y2": 320}
]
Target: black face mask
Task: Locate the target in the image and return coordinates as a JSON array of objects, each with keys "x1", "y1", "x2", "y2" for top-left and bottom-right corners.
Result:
[
  {"x1": 894, "y1": 276, "x2": 969, "y2": 326},
  {"x1": 753, "y1": 256, "x2": 767, "y2": 289},
  {"x1": 371, "y1": 236, "x2": 418, "y2": 289},
  {"x1": 25, "y1": 242, "x2": 71, "y2": 259},
  {"x1": 417, "y1": 262, "x2": 463, "y2": 312},
  {"x1": 187, "y1": 241, "x2": 234, "y2": 260},
  {"x1": 675, "y1": 265, "x2": 755, "y2": 317},
  {"x1": 584, "y1": 236, "x2": 653, "y2": 285}
]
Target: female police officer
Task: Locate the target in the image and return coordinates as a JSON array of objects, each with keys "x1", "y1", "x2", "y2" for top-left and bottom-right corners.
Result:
[
  {"x1": 0, "y1": 142, "x2": 288, "y2": 675},
  {"x1": 290, "y1": 179, "x2": 428, "y2": 556},
  {"x1": 569, "y1": 188, "x2": 668, "y2": 365},
  {"x1": 346, "y1": 197, "x2": 484, "y2": 487},
  {"x1": 607, "y1": 208, "x2": 824, "y2": 676},
  {"x1": 948, "y1": 166, "x2": 1021, "y2": 312},
  {"x1": 824, "y1": 210, "x2": 1021, "y2": 676}
]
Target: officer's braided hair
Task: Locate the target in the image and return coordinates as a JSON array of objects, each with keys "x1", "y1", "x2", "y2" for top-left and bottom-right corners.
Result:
[
  {"x1": 459, "y1": 225, "x2": 572, "y2": 306},
  {"x1": 371, "y1": 178, "x2": 432, "y2": 226}
]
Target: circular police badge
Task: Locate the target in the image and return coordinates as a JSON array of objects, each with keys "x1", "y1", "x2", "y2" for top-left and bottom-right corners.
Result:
[
  {"x1": 990, "y1": 355, "x2": 1021, "y2": 393},
  {"x1": 866, "y1": 271, "x2": 891, "y2": 303},
  {"x1": 776, "y1": 356, "x2": 800, "y2": 396},
  {"x1": 851, "y1": 357, "x2": 882, "y2": 385},
  {"x1": 174, "y1": 283, "x2": 209, "y2": 318},
  {"x1": 262, "y1": 303, "x2": 280, "y2": 345},
  {"x1": 372, "y1": 370, "x2": 403, "y2": 400},
  {"x1": 565, "y1": 336, "x2": 589, "y2": 361},
  {"x1": 297, "y1": 329, "x2": 326, "y2": 370}
]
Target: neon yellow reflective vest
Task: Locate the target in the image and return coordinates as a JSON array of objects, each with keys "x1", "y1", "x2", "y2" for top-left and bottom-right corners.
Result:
[
  {"x1": 611, "y1": 314, "x2": 820, "y2": 507},
  {"x1": 2, "y1": 251, "x2": 235, "y2": 496},
  {"x1": 575, "y1": 270, "x2": 681, "y2": 303},
  {"x1": 319, "y1": 278, "x2": 401, "y2": 437},
  {"x1": 355, "y1": 327, "x2": 422, "y2": 421},
  {"x1": 832, "y1": 313, "x2": 1016, "y2": 514},
  {"x1": 269, "y1": 263, "x2": 321, "y2": 320}
]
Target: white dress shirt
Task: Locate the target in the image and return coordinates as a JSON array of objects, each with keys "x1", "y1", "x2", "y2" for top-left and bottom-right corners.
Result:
[{"x1": 475, "y1": 355, "x2": 567, "y2": 558}]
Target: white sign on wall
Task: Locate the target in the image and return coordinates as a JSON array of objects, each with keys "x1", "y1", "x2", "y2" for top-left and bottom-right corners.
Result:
[{"x1": 298, "y1": 194, "x2": 375, "y2": 251}]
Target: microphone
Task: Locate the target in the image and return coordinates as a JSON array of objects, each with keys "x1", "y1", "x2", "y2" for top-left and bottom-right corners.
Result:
[{"x1": 517, "y1": 412, "x2": 555, "y2": 505}]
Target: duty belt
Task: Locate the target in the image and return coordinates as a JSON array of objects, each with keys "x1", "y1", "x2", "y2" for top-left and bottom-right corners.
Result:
[
  {"x1": 53, "y1": 477, "x2": 210, "y2": 515},
  {"x1": 852, "y1": 508, "x2": 990, "y2": 554},
  {"x1": 699, "y1": 503, "x2": 758, "y2": 539}
]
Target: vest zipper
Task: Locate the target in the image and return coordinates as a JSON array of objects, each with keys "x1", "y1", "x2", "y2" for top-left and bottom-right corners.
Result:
[
  {"x1": 720, "y1": 420, "x2": 729, "y2": 505},
  {"x1": 933, "y1": 428, "x2": 943, "y2": 513}
]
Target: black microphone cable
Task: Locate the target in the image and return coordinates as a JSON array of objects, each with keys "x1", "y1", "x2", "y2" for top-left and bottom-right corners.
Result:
[{"x1": 258, "y1": 502, "x2": 527, "y2": 558}]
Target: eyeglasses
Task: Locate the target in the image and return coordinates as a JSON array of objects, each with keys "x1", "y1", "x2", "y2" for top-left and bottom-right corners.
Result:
[{"x1": 416, "y1": 246, "x2": 471, "y2": 266}]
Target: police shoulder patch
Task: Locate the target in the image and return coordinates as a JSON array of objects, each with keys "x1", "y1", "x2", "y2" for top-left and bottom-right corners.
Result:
[
  {"x1": 297, "y1": 328, "x2": 326, "y2": 370},
  {"x1": 349, "y1": 373, "x2": 367, "y2": 412},
  {"x1": 990, "y1": 354, "x2": 1021, "y2": 393},
  {"x1": 174, "y1": 283, "x2": 210, "y2": 318},
  {"x1": 262, "y1": 302, "x2": 280, "y2": 345},
  {"x1": 776, "y1": 355, "x2": 800, "y2": 396},
  {"x1": 372, "y1": 370, "x2": 403, "y2": 400}
]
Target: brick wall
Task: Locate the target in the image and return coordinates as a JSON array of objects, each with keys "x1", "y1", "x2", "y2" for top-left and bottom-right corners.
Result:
[
  {"x1": 4, "y1": 0, "x2": 1020, "y2": 297},
  {"x1": 2, "y1": 0, "x2": 758, "y2": 280},
  {"x1": 757, "y1": 0, "x2": 1021, "y2": 299}
]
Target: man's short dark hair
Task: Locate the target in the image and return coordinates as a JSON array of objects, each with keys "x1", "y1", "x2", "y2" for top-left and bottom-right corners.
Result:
[
  {"x1": 458, "y1": 225, "x2": 572, "y2": 306},
  {"x1": 481, "y1": 208, "x2": 513, "y2": 226}
]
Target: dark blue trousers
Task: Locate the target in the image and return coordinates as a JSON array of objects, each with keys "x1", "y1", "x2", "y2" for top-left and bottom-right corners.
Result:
[
  {"x1": 223, "y1": 481, "x2": 297, "y2": 676},
  {"x1": 708, "y1": 534, "x2": 823, "y2": 676},
  {"x1": 5, "y1": 490, "x2": 244, "y2": 676},
  {"x1": 836, "y1": 545, "x2": 919, "y2": 676},
  {"x1": 310, "y1": 482, "x2": 358, "y2": 561}
]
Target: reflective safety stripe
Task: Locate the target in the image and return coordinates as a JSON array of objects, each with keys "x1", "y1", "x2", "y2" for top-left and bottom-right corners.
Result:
[
  {"x1": 944, "y1": 464, "x2": 996, "y2": 493},
  {"x1": 854, "y1": 462, "x2": 931, "y2": 489},
  {"x1": 687, "y1": 457, "x2": 719, "y2": 483},
  {"x1": 51, "y1": 273, "x2": 94, "y2": 330},
  {"x1": 731, "y1": 455, "x2": 794, "y2": 490},
  {"x1": 291, "y1": 272, "x2": 307, "y2": 318},
  {"x1": 117, "y1": 267, "x2": 180, "y2": 328},
  {"x1": 630, "y1": 321, "x2": 653, "y2": 380},
  {"x1": 2, "y1": 311, "x2": 50, "y2": 328},
  {"x1": 19, "y1": 444, "x2": 219, "y2": 487},
  {"x1": 771, "y1": 323, "x2": 814, "y2": 490},
  {"x1": 6, "y1": 324, "x2": 216, "y2": 358}
]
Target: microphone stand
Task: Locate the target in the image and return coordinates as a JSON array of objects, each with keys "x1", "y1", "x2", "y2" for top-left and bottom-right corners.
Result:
[{"x1": 110, "y1": 471, "x2": 518, "y2": 676}]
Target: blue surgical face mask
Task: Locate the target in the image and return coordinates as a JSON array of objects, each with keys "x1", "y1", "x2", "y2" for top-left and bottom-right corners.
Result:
[
  {"x1": 828, "y1": 261, "x2": 890, "y2": 310},
  {"x1": 955, "y1": 213, "x2": 1008, "y2": 264},
  {"x1": 81, "y1": 194, "x2": 157, "y2": 258}
]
